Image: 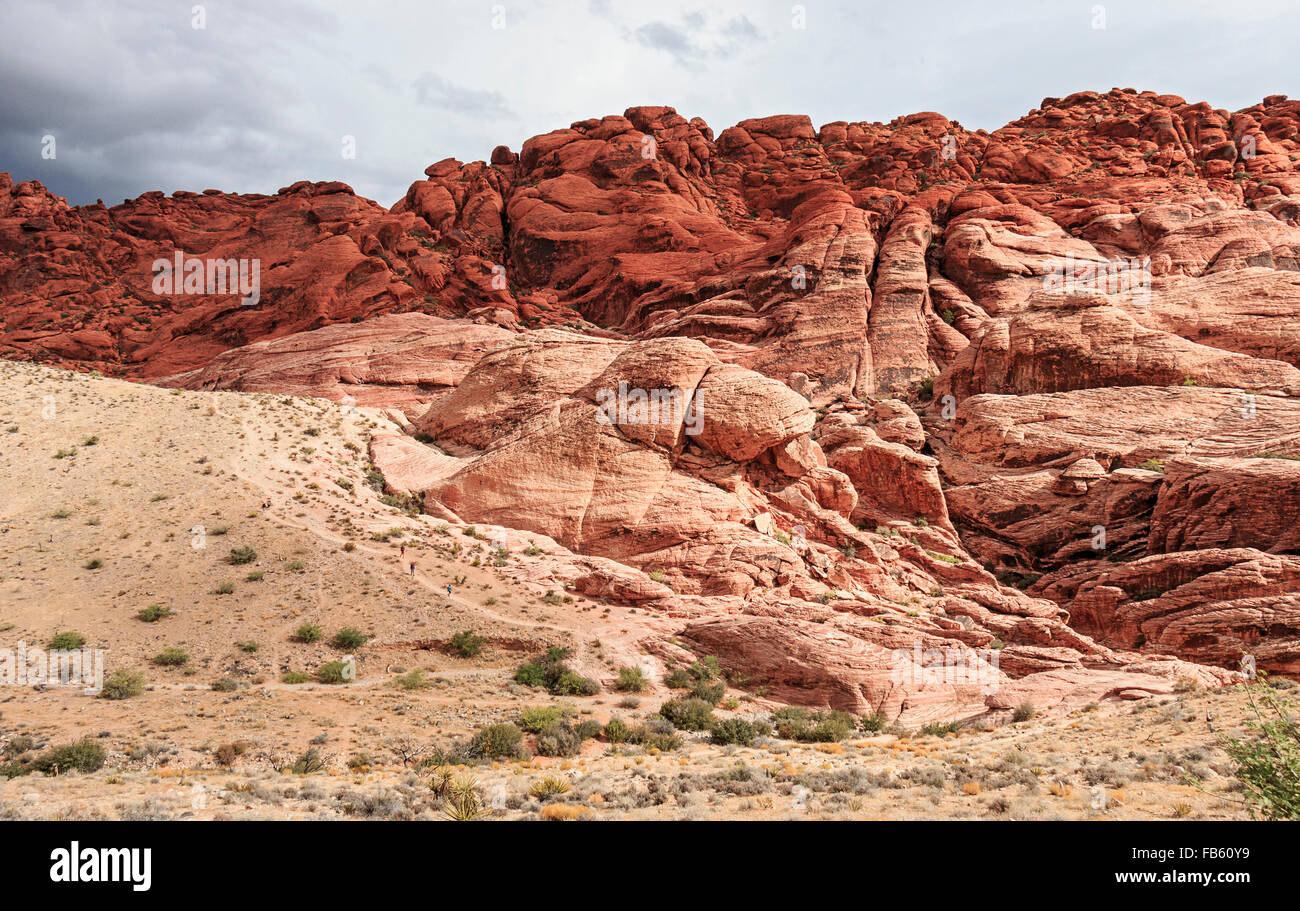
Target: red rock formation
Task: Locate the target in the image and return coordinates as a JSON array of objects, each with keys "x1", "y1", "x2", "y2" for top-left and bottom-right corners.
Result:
[{"x1": 5, "y1": 87, "x2": 1300, "y2": 710}]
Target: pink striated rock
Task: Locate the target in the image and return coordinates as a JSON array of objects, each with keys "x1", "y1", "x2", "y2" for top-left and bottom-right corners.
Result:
[{"x1": 172, "y1": 312, "x2": 514, "y2": 415}]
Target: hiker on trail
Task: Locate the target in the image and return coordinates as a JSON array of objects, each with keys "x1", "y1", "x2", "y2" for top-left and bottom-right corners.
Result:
[
  {"x1": 399, "y1": 544, "x2": 405, "y2": 557},
  {"x1": 446, "y1": 583, "x2": 453, "y2": 596},
  {"x1": 409, "y1": 561, "x2": 415, "y2": 578}
]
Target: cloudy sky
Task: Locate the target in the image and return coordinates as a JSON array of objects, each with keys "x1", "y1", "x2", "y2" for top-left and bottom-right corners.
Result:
[{"x1": 2, "y1": 0, "x2": 1296, "y2": 208}]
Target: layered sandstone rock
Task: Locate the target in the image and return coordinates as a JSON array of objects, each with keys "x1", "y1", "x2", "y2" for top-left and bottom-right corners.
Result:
[{"x1": 5, "y1": 87, "x2": 1300, "y2": 714}]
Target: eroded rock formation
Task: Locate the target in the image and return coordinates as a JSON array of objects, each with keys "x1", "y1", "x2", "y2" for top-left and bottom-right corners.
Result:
[{"x1": 5, "y1": 87, "x2": 1299, "y2": 719}]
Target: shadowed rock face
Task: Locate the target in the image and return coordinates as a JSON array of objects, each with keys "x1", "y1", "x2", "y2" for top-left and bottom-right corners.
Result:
[{"x1": 5, "y1": 87, "x2": 1300, "y2": 718}]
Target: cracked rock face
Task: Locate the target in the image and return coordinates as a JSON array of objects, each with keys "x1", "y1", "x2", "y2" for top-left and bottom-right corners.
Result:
[{"x1": 4, "y1": 87, "x2": 1300, "y2": 720}]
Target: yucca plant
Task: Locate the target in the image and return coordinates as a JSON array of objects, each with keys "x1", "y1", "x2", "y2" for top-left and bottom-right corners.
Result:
[
  {"x1": 529, "y1": 775, "x2": 571, "y2": 800},
  {"x1": 441, "y1": 776, "x2": 489, "y2": 821}
]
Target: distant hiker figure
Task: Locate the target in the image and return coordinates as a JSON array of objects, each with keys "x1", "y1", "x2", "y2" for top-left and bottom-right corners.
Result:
[
  {"x1": 399, "y1": 544, "x2": 405, "y2": 557},
  {"x1": 409, "y1": 561, "x2": 415, "y2": 578},
  {"x1": 446, "y1": 584, "x2": 453, "y2": 596}
]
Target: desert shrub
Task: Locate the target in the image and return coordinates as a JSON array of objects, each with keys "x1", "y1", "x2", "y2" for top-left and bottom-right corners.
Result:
[
  {"x1": 101, "y1": 669, "x2": 144, "y2": 700},
  {"x1": 604, "y1": 717, "x2": 630, "y2": 743},
  {"x1": 211, "y1": 677, "x2": 244, "y2": 692},
  {"x1": 535, "y1": 722, "x2": 582, "y2": 757},
  {"x1": 152, "y1": 647, "x2": 189, "y2": 667},
  {"x1": 442, "y1": 777, "x2": 490, "y2": 821},
  {"x1": 227, "y1": 546, "x2": 258, "y2": 565},
  {"x1": 1012, "y1": 701, "x2": 1036, "y2": 723},
  {"x1": 860, "y1": 712, "x2": 889, "y2": 733},
  {"x1": 294, "y1": 623, "x2": 323, "y2": 643},
  {"x1": 691, "y1": 680, "x2": 726, "y2": 705},
  {"x1": 664, "y1": 667, "x2": 694, "y2": 689},
  {"x1": 515, "y1": 647, "x2": 598, "y2": 696},
  {"x1": 628, "y1": 723, "x2": 683, "y2": 752},
  {"x1": 30, "y1": 739, "x2": 106, "y2": 775},
  {"x1": 469, "y1": 723, "x2": 524, "y2": 759},
  {"x1": 136, "y1": 604, "x2": 172, "y2": 623},
  {"x1": 281, "y1": 671, "x2": 312, "y2": 684},
  {"x1": 449, "y1": 629, "x2": 486, "y2": 658},
  {"x1": 519, "y1": 706, "x2": 564, "y2": 733},
  {"x1": 554, "y1": 671, "x2": 599, "y2": 696},
  {"x1": 85, "y1": 558, "x2": 103, "y2": 570},
  {"x1": 1223, "y1": 681, "x2": 1300, "y2": 819},
  {"x1": 316, "y1": 660, "x2": 352, "y2": 684},
  {"x1": 290, "y1": 747, "x2": 325, "y2": 774},
  {"x1": 772, "y1": 707, "x2": 855, "y2": 742},
  {"x1": 574, "y1": 720, "x2": 603, "y2": 741},
  {"x1": 920, "y1": 720, "x2": 963, "y2": 736},
  {"x1": 658, "y1": 698, "x2": 716, "y2": 731},
  {"x1": 331, "y1": 627, "x2": 369, "y2": 650},
  {"x1": 710, "y1": 717, "x2": 769, "y2": 746},
  {"x1": 214, "y1": 742, "x2": 248, "y2": 766},
  {"x1": 214, "y1": 581, "x2": 236, "y2": 595},
  {"x1": 529, "y1": 776, "x2": 571, "y2": 799},
  {"x1": 615, "y1": 666, "x2": 648, "y2": 693},
  {"x1": 391, "y1": 669, "x2": 431, "y2": 690},
  {"x1": 48, "y1": 632, "x2": 86, "y2": 651}
]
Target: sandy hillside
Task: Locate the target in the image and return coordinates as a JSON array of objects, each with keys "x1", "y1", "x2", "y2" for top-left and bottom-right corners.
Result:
[{"x1": 0, "y1": 360, "x2": 1278, "y2": 820}]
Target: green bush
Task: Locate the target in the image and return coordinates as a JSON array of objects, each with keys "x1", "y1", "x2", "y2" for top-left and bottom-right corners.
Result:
[
  {"x1": 152, "y1": 647, "x2": 189, "y2": 667},
  {"x1": 772, "y1": 707, "x2": 855, "y2": 742},
  {"x1": 30, "y1": 739, "x2": 106, "y2": 775},
  {"x1": 691, "y1": 680, "x2": 726, "y2": 705},
  {"x1": 48, "y1": 631, "x2": 86, "y2": 651},
  {"x1": 628, "y1": 720, "x2": 683, "y2": 751},
  {"x1": 316, "y1": 660, "x2": 353, "y2": 684},
  {"x1": 392, "y1": 669, "x2": 431, "y2": 690},
  {"x1": 281, "y1": 671, "x2": 312, "y2": 684},
  {"x1": 575, "y1": 719, "x2": 604, "y2": 741},
  {"x1": 450, "y1": 629, "x2": 486, "y2": 658},
  {"x1": 136, "y1": 604, "x2": 172, "y2": 623},
  {"x1": 710, "y1": 717, "x2": 769, "y2": 746},
  {"x1": 615, "y1": 666, "x2": 648, "y2": 693},
  {"x1": 331, "y1": 627, "x2": 369, "y2": 650},
  {"x1": 664, "y1": 667, "x2": 694, "y2": 689},
  {"x1": 227, "y1": 546, "x2": 258, "y2": 565},
  {"x1": 291, "y1": 747, "x2": 325, "y2": 774},
  {"x1": 1223, "y1": 681, "x2": 1300, "y2": 819},
  {"x1": 604, "y1": 717, "x2": 630, "y2": 743},
  {"x1": 514, "y1": 647, "x2": 599, "y2": 696},
  {"x1": 470, "y1": 723, "x2": 524, "y2": 759},
  {"x1": 920, "y1": 720, "x2": 963, "y2": 736},
  {"x1": 294, "y1": 623, "x2": 323, "y2": 643},
  {"x1": 658, "y1": 698, "x2": 716, "y2": 731},
  {"x1": 101, "y1": 669, "x2": 144, "y2": 700},
  {"x1": 1012, "y1": 701, "x2": 1036, "y2": 723},
  {"x1": 535, "y1": 722, "x2": 582, "y2": 757},
  {"x1": 554, "y1": 671, "x2": 599, "y2": 696},
  {"x1": 860, "y1": 712, "x2": 889, "y2": 733},
  {"x1": 519, "y1": 706, "x2": 564, "y2": 733}
]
